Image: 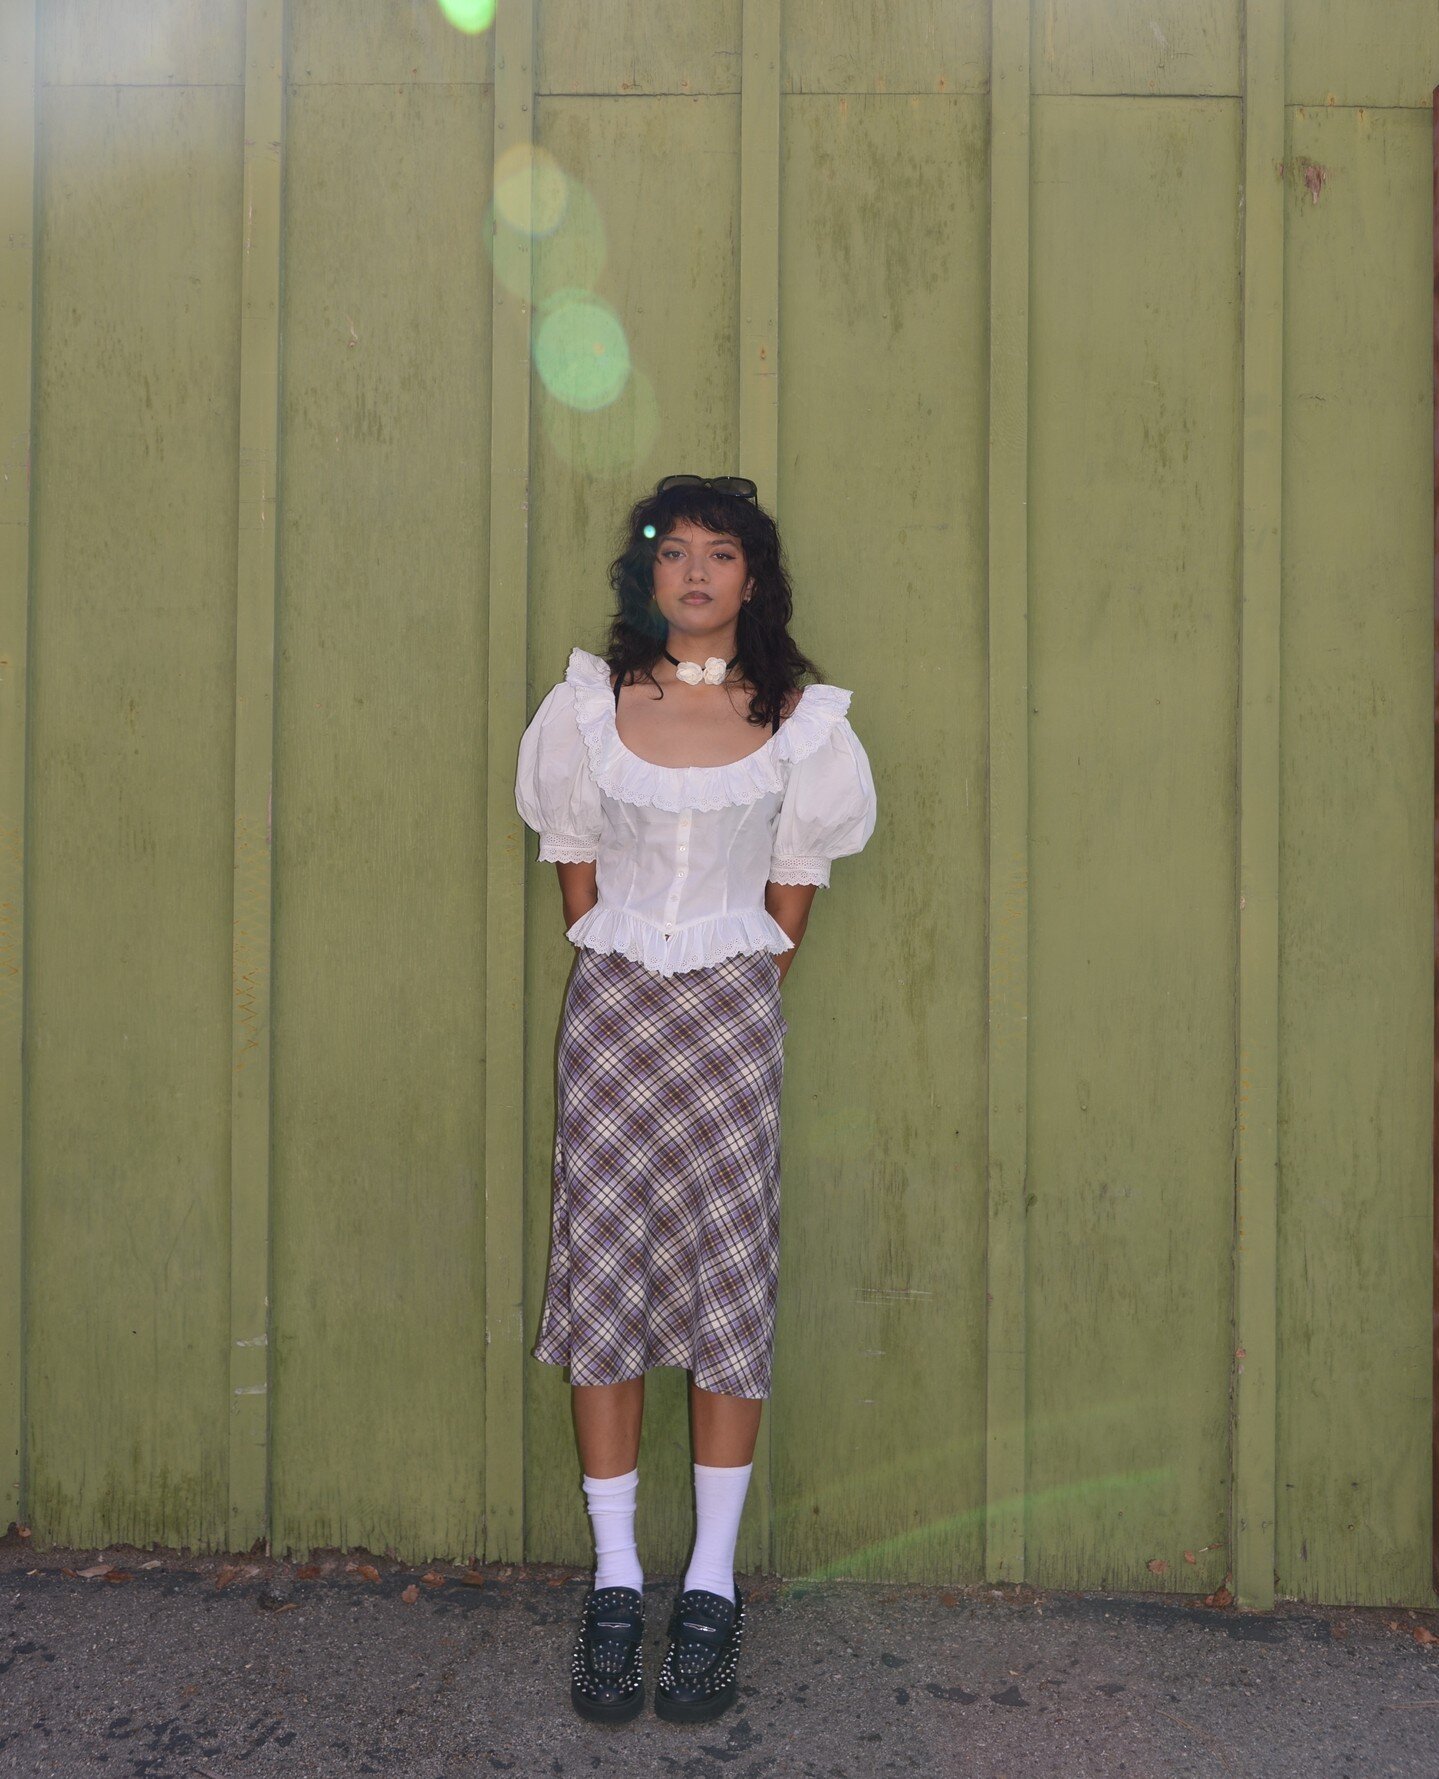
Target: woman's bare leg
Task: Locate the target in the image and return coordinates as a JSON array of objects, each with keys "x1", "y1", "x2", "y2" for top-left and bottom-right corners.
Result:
[
  {"x1": 572, "y1": 1377, "x2": 646, "y2": 1477},
  {"x1": 688, "y1": 1377, "x2": 764, "y2": 1466}
]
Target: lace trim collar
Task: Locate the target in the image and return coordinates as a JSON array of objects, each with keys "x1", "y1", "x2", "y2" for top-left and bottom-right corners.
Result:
[{"x1": 565, "y1": 646, "x2": 853, "y2": 812}]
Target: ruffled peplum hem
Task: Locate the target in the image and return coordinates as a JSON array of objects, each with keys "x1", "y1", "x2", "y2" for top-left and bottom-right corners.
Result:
[
  {"x1": 566, "y1": 900, "x2": 795, "y2": 977},
  {"x1": 565, "y1": 646, "x2": 853, "y2": 813}
]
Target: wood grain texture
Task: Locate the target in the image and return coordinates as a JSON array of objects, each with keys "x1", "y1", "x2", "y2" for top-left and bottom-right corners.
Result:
[
  {"x1": 1288, "y1": 0, "x2": 1439, "y2": 110},
  {"x1": 772, "y1": 92, "x2": 989, "y2": 1584},
  {"x1": 985, "y1": 0, "x2": 1031, "y2": 1588},
  {"x1": 1276, "y1": 101, "x2": 1434, "y2": 1606},
  {"x1": 227, "y1": 0, "x2": 285, "y2": 1557},
  {"x1": 0, "y1": 0, "x2": 38, "y2": 1535},
  {"x1": 1031, "y1": 0, "x2": 1239, "y2": 97},
  {"x1": 1027, "y1": 94, "x2": 1241, "y2": 1597},
  {"x1": 537, "y1": 0, "x2": 741, "y2": 96},
  {"x1": 783, "y1": 0, "x2": 989, "y2": 94},
  {"x1": 482, "y1": 0, "x2": 533, "y2": 1571},
  {"x1": 268, "y1": 61, "x2": 492, "y2": 1564},
  {"x1": 1233, "y1": 0, "x2": 1284, "y2": 1614},
  {"x1": 287, "y1": 0, "x2": 489, "y2": 86},
  {"x1": 25, "y1": 70, "x2": 245, "y2": 1549},
  {"x1": 39, "y1": 0, "x2": 244, "y2": 86}
]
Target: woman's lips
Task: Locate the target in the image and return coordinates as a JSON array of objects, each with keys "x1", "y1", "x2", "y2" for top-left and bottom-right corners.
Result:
[{"x1": 681, "y1": 594, "x2": 711, "y2": 603}]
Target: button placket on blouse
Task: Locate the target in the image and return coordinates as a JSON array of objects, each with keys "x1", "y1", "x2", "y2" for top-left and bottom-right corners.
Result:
[{"x1": 663, "y1": 810, "x2": 693, "y2": 940}]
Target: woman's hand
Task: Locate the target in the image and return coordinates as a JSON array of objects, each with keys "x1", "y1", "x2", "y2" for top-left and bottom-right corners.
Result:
[{"x1": 764, "y1": 881, "x2": 819, "y2": 984}]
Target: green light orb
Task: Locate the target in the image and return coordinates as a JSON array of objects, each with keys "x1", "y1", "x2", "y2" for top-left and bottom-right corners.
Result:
[
  {"x1": 643, "y1": 524, "x2": 657, "y2": 538},
  {"x1": 534, "y1": 298, "x2": 631, "y2": 412},
  {"x1": 540, "y1": 366, "x2": 661, "y2": 478},
  {"x1": 436, "y1": 0, "x2": 496, "y2": 32},
  {"x1": 493, "y1": 143, "x2": 569, "y2": 238}
]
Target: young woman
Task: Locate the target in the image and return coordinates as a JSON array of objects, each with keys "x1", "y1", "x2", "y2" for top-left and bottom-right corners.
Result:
[{"x1": 514, "y1": 473, "x2": 877, "y2": 1725}]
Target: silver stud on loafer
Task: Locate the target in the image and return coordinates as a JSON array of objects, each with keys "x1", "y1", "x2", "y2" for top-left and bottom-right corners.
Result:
[
  {"x1": 569, "y1": 1583, "x2": 646, "y2": 1723},
  {"x1": 654, "y1": 1583, "x2": 745, "y2": 1723}
]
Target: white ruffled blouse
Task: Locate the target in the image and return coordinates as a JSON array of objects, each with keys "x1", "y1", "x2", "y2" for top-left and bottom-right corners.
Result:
[{"x1": 515, "y1": 646, "x2": 878, "y2": 976}]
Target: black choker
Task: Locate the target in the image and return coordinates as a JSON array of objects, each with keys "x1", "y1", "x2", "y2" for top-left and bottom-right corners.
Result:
[{"x1": 663, "y1": 648, "x2": 738, "y2": 673}]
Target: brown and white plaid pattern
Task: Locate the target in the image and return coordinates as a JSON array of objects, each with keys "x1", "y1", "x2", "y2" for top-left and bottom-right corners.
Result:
[{"x1": 534, "y1": 945, "x2": 789, "y2": 1400}]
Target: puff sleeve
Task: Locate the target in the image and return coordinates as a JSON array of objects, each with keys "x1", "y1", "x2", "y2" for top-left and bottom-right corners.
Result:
[
  {"x1": 514, "y1": 680, "x2": 603, "y2": 863},
  {"x1": 769, "y1": 716, "x2": 877, "y2": 888}
]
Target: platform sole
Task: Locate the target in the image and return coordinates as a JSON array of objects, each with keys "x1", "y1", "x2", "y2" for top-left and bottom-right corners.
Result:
[
  {"x1": 653, "y1": 1678, "x2": 738, "y2": 1724},
  {"x1": 571, "y1": 1680, "x2": 645, "y2": 1724}
]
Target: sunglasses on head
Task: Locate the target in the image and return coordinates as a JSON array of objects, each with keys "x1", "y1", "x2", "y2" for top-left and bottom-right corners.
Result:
[{"x1": 655, "y1": 473, "x2": 758, "y2": 502}]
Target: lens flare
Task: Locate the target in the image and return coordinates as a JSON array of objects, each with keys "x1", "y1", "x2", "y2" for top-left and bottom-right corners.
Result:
[
  {"x1": 485, "y1": 173, "x2": 606, "y2": 305},
  {"x1": 436, "y1": 0, "x2": 495, "y2": 31},
  {"x1": 775, "y1": 1466, "x2": 1179, "y2": 1584},
  {"x1": 540, "y1": 365, "x2": 660, "y2": 476},
  {"x1": 493, "y1": 143, "x2": 569, "y2": 238},
  {"x1": 534, "y1": 297, "x2": 631, "y2": 412}
]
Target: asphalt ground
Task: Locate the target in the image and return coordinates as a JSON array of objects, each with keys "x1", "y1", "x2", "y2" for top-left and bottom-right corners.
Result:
[{"x1": 3, "y1": 1543, "x2": 1439, "y2": 1778}]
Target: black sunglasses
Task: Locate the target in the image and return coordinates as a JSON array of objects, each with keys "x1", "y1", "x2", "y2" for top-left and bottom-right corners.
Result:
[{"x1": 655, "y1": 473, "x2": 758, "y2": 502}]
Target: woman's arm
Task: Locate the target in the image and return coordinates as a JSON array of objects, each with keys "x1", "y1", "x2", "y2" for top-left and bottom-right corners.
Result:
[
  {"x1": 764, "y1": 881, "x2": 819, "y2": 984},
  {"x1": 555, "y1": 859, "x2": 599, "y2": 929}
]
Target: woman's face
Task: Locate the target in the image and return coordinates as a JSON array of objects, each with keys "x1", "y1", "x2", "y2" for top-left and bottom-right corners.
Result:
[{"x1": 650, "y1": 517, "x2": 752, "y2": 639}]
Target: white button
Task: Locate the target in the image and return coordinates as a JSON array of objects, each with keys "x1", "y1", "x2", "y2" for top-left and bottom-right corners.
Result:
[
  {"x1": 677, "y1": 867, "x2": 687, "y2": 878},
  {"x1": 678, "y1": 842, "x2": 687, "y2": 854}
]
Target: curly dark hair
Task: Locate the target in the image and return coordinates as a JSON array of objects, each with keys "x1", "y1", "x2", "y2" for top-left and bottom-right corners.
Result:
[{"x1": 599, "y1": 480, "x2": 825, "y2": 732}]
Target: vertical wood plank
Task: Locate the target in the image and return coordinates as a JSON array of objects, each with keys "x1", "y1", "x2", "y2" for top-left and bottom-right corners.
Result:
[
  {"x1": 772, "y1": 90, "x2": 987, "y2": 1584},
  {"x1": 985, "y1": 0, "x2": 1031, "y2": 1585},
  {"x1": 1275, "y1": 101, "x2": 1433, "y2": 1608},
  {"x1": 0, "y1": 0, "x2": 37, "y2": 1534},
  {"x1": 228, "y1": 0, "x2": 285, "y2": 1556},
  {"x1": 1234, "y1": 0, "x2": 1284, "y2": 1612},
  {"x1": 739, "y1": 0, "x2": 780, "y2": 1573},
  {"x1": 270, "y1": 18, "x2": 492, "y2": 1561},
  {"x1": 1027, "y1": 96, "x2": 1239, "y2": 1594},
  {"x1": 485, "y1": 0, "x2": 536, "y2": 1566},
  {"x1": 1433, "y1": 79, "x2": 1439, "y2": 1606}
]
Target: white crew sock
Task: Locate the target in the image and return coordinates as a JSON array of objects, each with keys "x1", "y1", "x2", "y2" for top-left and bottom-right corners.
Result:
[
  {"x1": 682, "y1": 1460, "x2": 753, "y2": 1603},
  {"x1": 582, "y1": 1467, "x2": 643, "y2": 1594}
]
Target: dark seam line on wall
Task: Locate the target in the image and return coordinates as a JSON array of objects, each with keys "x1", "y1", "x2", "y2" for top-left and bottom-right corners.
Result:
[
  {"x1": 1041, "y1": 92, "x2": 1431, "y2": 110},
  {"x1": 536, "y1": 89, "x2": 738, "y2": 98},
  {"x1": 1286, "y1": 100, "x2": 1431, "y2": 112},
  {"x1": 286, "y1": 81, "x2": 496, "y2": 89},
  {"x1": 1036, "y1": 90, "x2": 1241, "y2": 100},
  {"x1": 539, "y1": 89, "x2": 972, "y2": 99},
  {"x1": 43, "y1": 83, "x2": 1430, "y2": 111},
  {"x1": 40, "y1": 81, "x2": 248, "y2": 88},
  {"x1": 41, "y1": 80, "x2": 500, "y2": 90},
  {"x1": 780, "y1": 89, "x2": 980, "y2": 98}
]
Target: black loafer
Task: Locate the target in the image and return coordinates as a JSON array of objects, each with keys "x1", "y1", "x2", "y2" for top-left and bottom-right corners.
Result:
[
  {"x1": 569, "y1": 1583, "x2": 646, "y2": 1723},
  {"x1": 654, "y1": 1583, "x2": 745, "y2": 1722}
]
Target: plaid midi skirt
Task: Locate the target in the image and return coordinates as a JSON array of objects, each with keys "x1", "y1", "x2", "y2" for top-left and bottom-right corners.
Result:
[{"x1": 533, "y1": 944, "x2": 789, "y2": 1399}]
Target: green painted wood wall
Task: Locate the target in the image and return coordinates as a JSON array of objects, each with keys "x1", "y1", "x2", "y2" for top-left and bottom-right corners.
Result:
[{"x1": 1, "y1": 0, "x2": 1435, "y2": 1609}]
